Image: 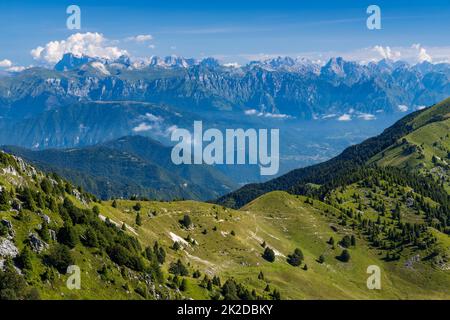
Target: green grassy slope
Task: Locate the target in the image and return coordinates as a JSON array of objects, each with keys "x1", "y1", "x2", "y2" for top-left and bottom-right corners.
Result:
[
  {"x1": 0, "y1": 151, "x2": 174, "y2": 300},
  {"x1": 98, "y1": 190, "x2": 450, "y2": 299}
]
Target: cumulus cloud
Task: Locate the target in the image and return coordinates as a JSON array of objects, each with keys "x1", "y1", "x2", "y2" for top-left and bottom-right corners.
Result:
[
  {"x1": 372, "y1": 46, "x2": 401, "y2": 61},
  {"x1": 126, "y1": 34, "x2": 153, "y2": 43},
  {"x1": 233, "y1": 43, "x2": 449, "y2": 65},
  {"x1": 0, "y1": 59, "x2": 12, "y2": 68},
  {"x1": 412, "y1": 43, "x2": 432, "y2": 63},
  {"x1": 337, "y1": 114, "x2": 352, "y2": 121},
  {"x1": 398, "y1": 105, "x2": 409, "y2": 112},
  {"x1": 31, "y1": 32, "x2": 129, "y2": 64}
]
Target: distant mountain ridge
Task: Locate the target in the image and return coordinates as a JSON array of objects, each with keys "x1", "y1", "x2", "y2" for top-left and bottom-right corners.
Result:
[
  {"x1": 1, "y1": 54, "x2": 448, "y2": 123},
  {"x1": 2, "y1": 135, "x2": 236, "y2": 201}
]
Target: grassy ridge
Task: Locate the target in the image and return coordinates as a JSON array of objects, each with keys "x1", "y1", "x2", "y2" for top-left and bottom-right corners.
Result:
[{"x1": 97, "y1": 190, "x2": 450, "y2": 299}]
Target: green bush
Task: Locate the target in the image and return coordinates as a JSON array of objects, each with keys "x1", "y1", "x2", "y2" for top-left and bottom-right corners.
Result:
[
  {"x1": 287, "y1": 248, "x2": 304, "y2": 266},
  {"x1": 262, "y1": 247, "x2": 276, "y2": 262},
  {"x1": 45, "y1": 244, "x2": 74, "y2": 273}
]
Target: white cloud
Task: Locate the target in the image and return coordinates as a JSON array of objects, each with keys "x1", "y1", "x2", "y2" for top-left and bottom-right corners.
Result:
[
  {"x1": 6, "y1": 66, "x2": 26, "y2": 72},
  {"x1": 127, "y1": 34, "x2": 153, "y2": 43},
  {"x1": 262, "y1": 112, "x2": 291, "y2": 119},
  {"x1": 244, "y1": 109, "x2": 292, "y2": 119},
  {"x1": 223, "y1": 62, "x2": 241, "y2": 68},
  {"x1": 357, "y1": 113, "x2": 376, "y2": 121},
  {"x1": 142, "y1": 113, "x2": 163, "y2": 122},
  {"x1": 398, "y1": 105, "x2": 409, "y2": 112},
  {"x1": 133, "y1": 123, "x2": 152, "y2": 132},
  {"x1": 148, "y1": 44, "x2": 156, "y2": 49},
  {"x1": 322, "y1": 114, "x2": 337, "y2": 119},
  {"x1": 244, "y1": 109, "x2": 258, "y2": 115},
  {"x1": 412, "y1": 44, "x2": 432, "y2": 63},
  {"x1": 372, "y1": 46, "x2": 401, "y2": 61},
  {"x1": 231, "y1": 43, "x2": 450, "y2": 65},
  {"x1": 0, "y1": 59, "x2": 12, "y2": 68},
  {"x1": 337, "y1": 114, "x2": 352, "y2": 121},
  {"x1": 31, "y1": 32, "x2": 129, "y2": 64}
]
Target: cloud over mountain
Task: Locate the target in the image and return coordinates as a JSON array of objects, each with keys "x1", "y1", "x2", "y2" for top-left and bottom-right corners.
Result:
[
  {"x1": 31, "y1": 32, "x2": 129, "y2": 64},
  {"x1": 0, "y1": 59, "x2": 12, "y2": 68}
]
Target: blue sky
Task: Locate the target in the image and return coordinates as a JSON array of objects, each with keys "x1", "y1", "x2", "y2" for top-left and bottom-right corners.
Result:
[{"x1": 0, "y1": 0, "x2": 449, "y2": 68}]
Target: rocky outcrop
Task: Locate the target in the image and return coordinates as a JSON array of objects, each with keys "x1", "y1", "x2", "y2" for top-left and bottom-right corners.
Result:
[
  {"x1": 0, "y1": 238, "x2": 19, "y2": 258},
  {"x1": 1, "y1": 219, "x2": 15, "y2": 238},
  {"x1": 28, "y1": 233, "x2": 49, "y2": 253}
]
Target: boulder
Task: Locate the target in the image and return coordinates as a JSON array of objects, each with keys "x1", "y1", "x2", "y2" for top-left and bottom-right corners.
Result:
[
  {"x1": 0, "y1": 238, "x2": 19, "y2": 258},
  {"x1": 42, "y1": 214, "x2": 51, "y2": 224},
  {"x1": 28, "y1": 233, "x2": 49, "y2": 253}
]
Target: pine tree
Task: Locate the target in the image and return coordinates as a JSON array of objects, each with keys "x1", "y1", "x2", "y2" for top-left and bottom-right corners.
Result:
[
  {"x1": 318, "y1": 254, "x2": 325, "y2": 264},
  {"x1": 339, "y1": 249, "x2": 351, "y2": 262},
  {"x1": 258, "y1": 271, "x2": 265, "y2": 280},
  {"x1": 180, "y1": 278, "x2": 188, "y2": 292},
  {"x1": 262, "y1": 247, "x2": 276, "y2": 262},
  {"x1": 136, "y1": 212, "x2": 142, "y2": 226},
  {"x1": 351, "y1": 235, "x2": 356, "y2": 246}
]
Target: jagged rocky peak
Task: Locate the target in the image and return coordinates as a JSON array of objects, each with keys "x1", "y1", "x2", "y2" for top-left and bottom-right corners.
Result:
[
  {"x1": 54, "y1": 53, "x2": 93, "y2": 71},
  {"x1": 246, "y1": 56, "x2": 321, "y2": 73}
]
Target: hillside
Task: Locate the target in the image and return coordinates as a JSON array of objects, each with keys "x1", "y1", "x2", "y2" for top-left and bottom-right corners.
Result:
[
  {"x1": 1, "y1": 150, "x2": 449, "y2": 299},
  {"x1": 96, "y1": 189, "x2": 450, "y2": 299},
  {"x1": 369, "y1": 99, "x2": 450, "y2": 192},
  {"x1": 217, "y1": 97, "x2": 450, "y2": 208},
  {"x1": 0, "y1": 151, "x2": 172, "y2": 299},
  {"x1": 2, "y1": 136, "x2": 236, "y2": 201}
]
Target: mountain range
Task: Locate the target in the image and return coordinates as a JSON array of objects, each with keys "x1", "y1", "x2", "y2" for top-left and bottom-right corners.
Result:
[{"x1": 0, "y1": 54, "x2": 449, "y2": 150}]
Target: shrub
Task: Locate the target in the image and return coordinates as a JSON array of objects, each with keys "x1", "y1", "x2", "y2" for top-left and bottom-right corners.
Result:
[
  {"x1": 338, "y1": 249, "x2": 351, "y2": 262},
  {"x1": 135, "y1": 212, "x2": 142, "y2": 226},
  {"x1": 340, "y1": 235, "x2": 352, "y2": 248},
  {"x1": 57, "y1": 226, "x2": 79, "y2": 248},
  {"x1": 180, "y1": 215, "x2": 192, "y2": 229},
  {"x1": 318, "y1": 254, "x2": 325, "y2": 264},
  {"x1": 107, "y1": 244, "x2": 144, "y2": 272},
  {"x1": 45, "y1": 244, "x2": 74, "y2": 273},
  {"x1": 262, "y1": 247, "x2": 275, "y2": 262},
  {"x1": 169, "y1": 259, "x2": 189, "y2": 276},
  {"x1": 287, "y1": 248, "x2": 304, "y2": 266}
]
